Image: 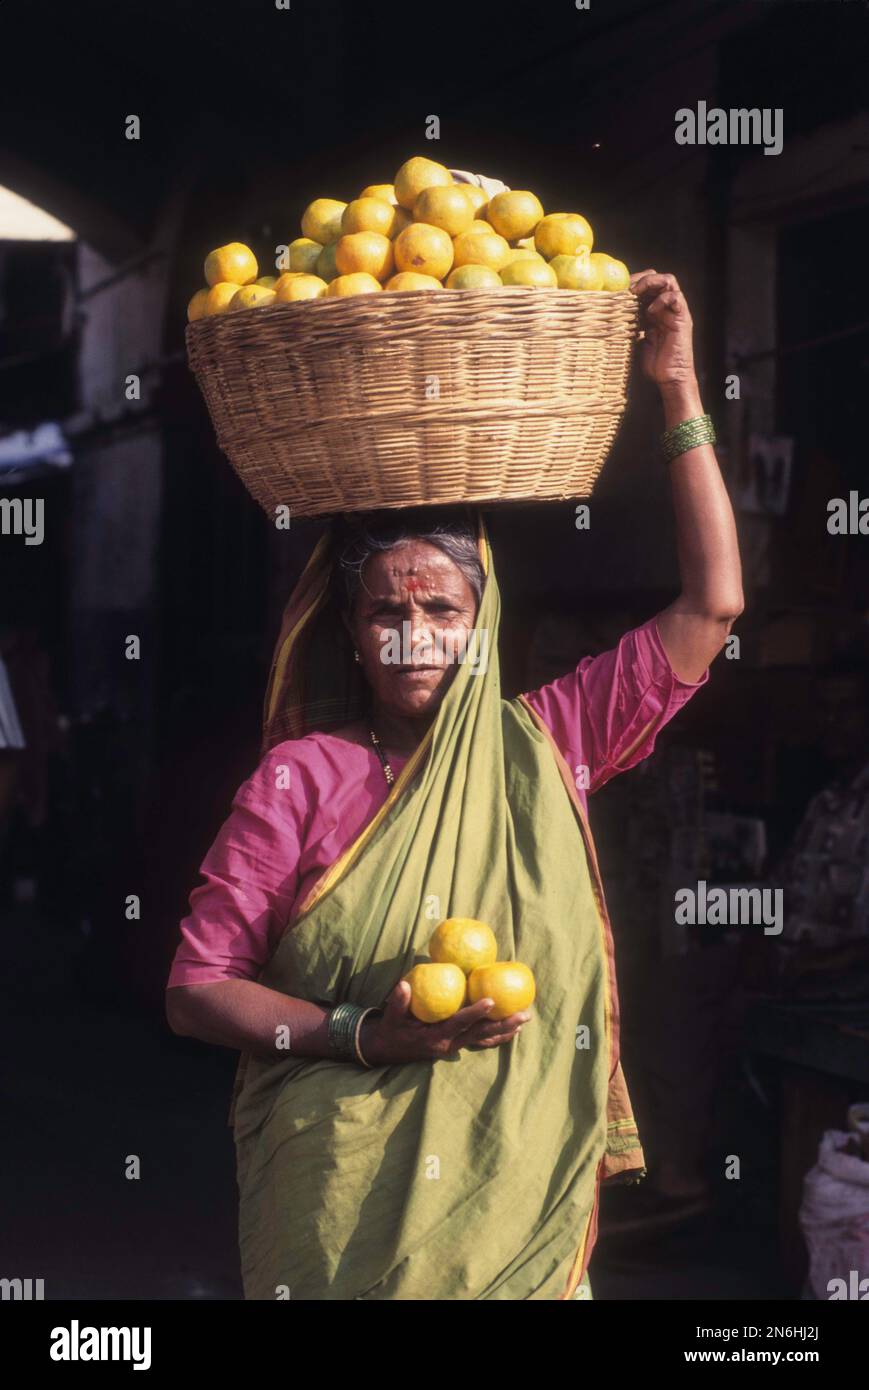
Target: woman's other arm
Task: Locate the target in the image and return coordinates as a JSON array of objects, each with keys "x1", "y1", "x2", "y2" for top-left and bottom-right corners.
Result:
[
  {"x1": 632, "y1": 271, "x2": 744, "y2": 684},
  {"x1": 166, "y1": 980, "x2": 334, "y2": 1060}
]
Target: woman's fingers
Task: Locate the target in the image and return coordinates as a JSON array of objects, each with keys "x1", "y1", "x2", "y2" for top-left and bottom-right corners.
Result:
[
  {"x1": 629, "y1": 268, "x2": 658, "y2": 289},
  {"x1": 633, "y1": 271, "x2": 680, "y2": 299}
]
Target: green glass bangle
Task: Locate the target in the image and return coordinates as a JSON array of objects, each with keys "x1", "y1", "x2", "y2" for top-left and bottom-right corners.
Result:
[
  {"x1": 328, "y1": 1002, "x2": 380, "y2": 1066},
  {"x1": 660, "y1": 413, "x2": 716, "y2": 464}
]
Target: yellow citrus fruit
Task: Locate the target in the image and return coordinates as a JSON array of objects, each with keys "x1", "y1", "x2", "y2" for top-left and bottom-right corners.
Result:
[
  {"x1": 513, "y1": 235, "x2": 536, "y2": 249},
  {"x1": 204, "y1": 242, "x2": 258, "y2": 287},
  {"x1": 394, "y1": 156, "x2": 452, "y2": 210},
  {"x1": 394, "y1": 221, "x2": 454, "y2": 279},
  {"x1": 446, "y1": 264, "x2": 502, "y2": 290},
  {"x1": 204, "y1": 282, "x2": 242, "y2": 315},
  {"x1": 186, "y1": 288, "x2": 209, "y2": 322},
  {"x1": 288, "y1": 237, "x2": 323, "y2": 274},
  {"x1": 412, "y1": 185, "x2": 474, "y2": 237},
  {"x1": 255, "y1": 275, "x2": 277, "y2": 288},
  {"x1": 403, "y1": 962, "x2": 467, "y2": 1023},
  {"x1": 534, "y1": 213, "x2": 594, "y2": 259},
  {"x1": 301, "y1": 198, "x2": 347, "y2": 245},
  {"x1": 464, "y1": 220, "x2": 496, "y2": 237},
  {"x1": 342, "y1": 196, "x2": 399, "y2": 238},
  {"x1": 384, "y1": 271, "x2": 444, "y2": 292},
  {"x1": 390, "y1": 207, "x2": 413, "y2": 238},
  {"x1": 486, "y1": 190, "x2": 544, "y2": 241},
  {"x1": 335, "y1": 231, "x2": 394, "y2": 280},
  {"x1": 326, "y1": 272, "x2": 383, "y2": 297},
  {"x1": 590, "y1": 253, "x2": 630, "y2": 290},
  {"x1": 501, "y1": 247, "x2": 546, "y2": 267},
  {"x1": 462, "y1": 185, "x2": 489, "y2": 217},
  {"x1": 429, "y1": 918, "x2": 498, "y2": 975},
  {"x1": 272, "y1": 272, "x2": 301, "y2": 291},
  {"x1": 550, "y1": 253, "x2": 602, "y2": 290},
  {"x1": 467, "y1": 962, "x2": 536, "y2": 1020},
  {"x1": 500, "y1": 259, "x2": 558, "y2": 288},
  {"x1": 229, "y1": 284, "x2": 277, "y2": 311},
  {"x1": 315, "y1": 242, "x2": 340, "y2": 282},
  {"x1": 360, "y1": 182, "x2": 398, "y2": 205},
  {"x1": 274, "y1": 274, "x2": 328, "y2": 301},
  {"x1": 452, "y1": 228, "x2": 511, "y2": 272}
]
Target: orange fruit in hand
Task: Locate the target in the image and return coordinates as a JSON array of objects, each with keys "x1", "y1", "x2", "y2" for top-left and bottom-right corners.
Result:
[
  {"x1": 403, "y1": 962, "x2": 467, "y2": 1023},
  {"x1": 204, "y1": 242, "x2": 258, "y2": 287},
  {"x1": 335, "y1": 231, "x2": 394, "y2": 280},
  {"x1": 467, "y1": 962, "x2": 536, "y2": 1020},
  {"x1": 394, "y1": 155, "x2": 453, "y2": 210},
  {"x1": 394, "y1": 222, "x2": 454, "y2": 280},
  {"x1": 429, "y1": 919, "x2": 498, "y2": 975}
]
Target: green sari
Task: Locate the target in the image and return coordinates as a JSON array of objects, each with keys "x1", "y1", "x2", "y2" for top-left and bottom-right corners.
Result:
[{"x1": 229, "y1": 510, "x2": 644, "y2": 1300}]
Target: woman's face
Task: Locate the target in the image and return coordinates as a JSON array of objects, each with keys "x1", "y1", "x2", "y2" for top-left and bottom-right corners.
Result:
[{"x1": 347, "y1": 540, "x2": 479, "y2": 718}]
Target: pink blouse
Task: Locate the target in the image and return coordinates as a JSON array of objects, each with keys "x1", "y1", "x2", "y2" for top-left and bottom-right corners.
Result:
[{"x1": 167, "y1": 617, "x2": 707, "y2": 988}]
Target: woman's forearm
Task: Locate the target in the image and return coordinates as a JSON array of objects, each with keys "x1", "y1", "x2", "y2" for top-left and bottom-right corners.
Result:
[
  {"x1": 166, "y1": 979, "x2": 335, "y2": 1062},
  {"x1": 660, "y1": 377, "x2": 743, "y2": 619}
]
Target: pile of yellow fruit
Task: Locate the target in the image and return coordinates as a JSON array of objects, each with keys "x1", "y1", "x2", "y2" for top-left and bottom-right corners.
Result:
[
  {"x1": 403, "y1": 917, "x2": 536, "y2": 1024},
  {"x1": 187, "y1": 155, "x2": 630, "y2": 320}
]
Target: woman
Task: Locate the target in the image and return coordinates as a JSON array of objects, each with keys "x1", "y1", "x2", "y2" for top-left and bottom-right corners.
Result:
[{"x1": 166, "y1": 269, "x2": 743, "y2": 1300}]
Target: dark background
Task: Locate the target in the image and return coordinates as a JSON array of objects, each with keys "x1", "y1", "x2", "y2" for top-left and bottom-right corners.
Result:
[{"x1": 1, "y1": 0, "x2": 868, "y2": 1299}]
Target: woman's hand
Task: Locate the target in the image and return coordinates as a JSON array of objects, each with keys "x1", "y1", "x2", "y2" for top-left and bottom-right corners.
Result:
[
  {"x1": 359, "y1": 980, "x2": 530, "y2": 1065},
  {"x1": 630, "y1": 270, "x2": 699, "y2": 397}
]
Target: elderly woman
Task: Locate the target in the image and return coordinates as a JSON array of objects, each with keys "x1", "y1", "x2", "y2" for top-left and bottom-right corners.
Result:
[{"x1": 166, "y1": 268, "x2": 742, "y2": 1300}]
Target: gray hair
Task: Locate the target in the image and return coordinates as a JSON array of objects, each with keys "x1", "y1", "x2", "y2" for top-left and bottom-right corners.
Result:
[{"x1": 331, "y1": 508, "x2": 485, "y2": 622}]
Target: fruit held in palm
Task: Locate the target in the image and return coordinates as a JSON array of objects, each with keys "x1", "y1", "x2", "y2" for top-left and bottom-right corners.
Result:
[
  {"x1": 394, "y1": 156, "x2": 453, "y2": 210},
  {"x1": 534, "y1": 213, "x2": 593, "y2": 260},
  {"x1": 404, "y1": 962, "x2": 467, "y2": 1023},
  {"x1": 204, "y1": 242, "x2": 258, "y2": 287},
  {"x1": 467, "y1": 962, "x2": 536, "y2": 1020},
  {"x1": 394, "y1": 222, "x2": 454, "y2": 280},
  {"x1": 429, "y1": 918, "x2": 498, "y2": 975}
]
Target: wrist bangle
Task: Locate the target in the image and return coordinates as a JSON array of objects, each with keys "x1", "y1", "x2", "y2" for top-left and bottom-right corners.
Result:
[
  {"x1": 327, "y1": 1002, "x2": 381, "y2": 1067},
  {"x1": 660, "y1": 413, "x2": 715, "y2": 464}
]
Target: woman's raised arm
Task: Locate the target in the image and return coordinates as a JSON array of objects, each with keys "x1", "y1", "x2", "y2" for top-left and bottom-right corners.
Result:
[{"x1": 631, "y1": 270, "x2": 744, "y2": 684}]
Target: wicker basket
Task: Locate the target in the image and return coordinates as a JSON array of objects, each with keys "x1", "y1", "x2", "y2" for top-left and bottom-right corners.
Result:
[{"x1": 186, "y1": 286, "x2": 640, "y2": 519}]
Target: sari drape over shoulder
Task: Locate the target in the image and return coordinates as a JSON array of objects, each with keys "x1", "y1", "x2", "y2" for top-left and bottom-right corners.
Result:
[{"x1": 230, "y1": 511, "x2": 645, "y2": 1300}]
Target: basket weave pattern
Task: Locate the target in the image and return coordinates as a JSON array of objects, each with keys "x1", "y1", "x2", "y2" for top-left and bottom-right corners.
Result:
[{"x1": 186, "y1": 286, "x2": 639, "y2": 518}]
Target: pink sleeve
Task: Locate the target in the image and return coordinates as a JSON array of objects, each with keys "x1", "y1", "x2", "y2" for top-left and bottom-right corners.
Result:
[
  {"x1": 166, "y1": 746, "x2": 309, "y2": 988},
  {"x1": 522, "y1": 616, "x2": 709, "y2": 794}
]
